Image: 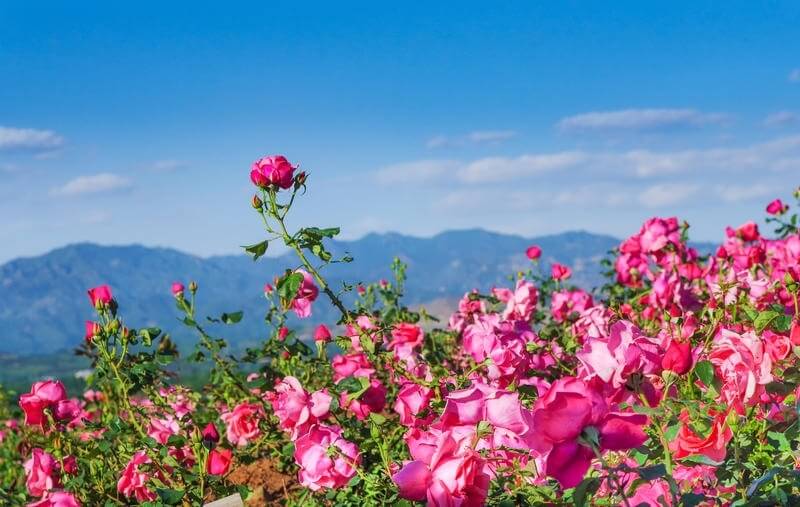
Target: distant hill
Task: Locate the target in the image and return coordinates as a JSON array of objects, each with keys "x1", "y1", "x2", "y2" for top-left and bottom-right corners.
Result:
[{"x1": 0, "y1": 229, "x2": 623, "y2": 356}]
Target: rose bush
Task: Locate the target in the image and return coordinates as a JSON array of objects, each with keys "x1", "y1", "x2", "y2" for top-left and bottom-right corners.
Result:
[{"x1": 2, "y1": 155, "x2": 800, "y2": 506}]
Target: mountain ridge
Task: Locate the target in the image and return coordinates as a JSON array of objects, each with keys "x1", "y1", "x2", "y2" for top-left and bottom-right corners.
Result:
[{"x1": 0, "y1": 229, "x2": 627, "y2": 356}]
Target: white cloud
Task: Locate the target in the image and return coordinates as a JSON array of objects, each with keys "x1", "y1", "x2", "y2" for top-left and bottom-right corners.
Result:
[
  {"x1": 638, "y1": 183, "x2": 700, "y2": 208},
  {"x1": 374, "y1": 159, "x2": 459, "y2": 184},
  {"x1": 426, "y1": 130, "x2": 517, "y2": 148},
  {"x1": 714, "y1": 184, "x2": 775, "y2": 203},
  {"x1": 0, "y1": 126, "x2": 64, "y2": 151},
  {"x1": 150, "y1": 159, "x2": 186, "y2": 171},
  {"x1": 764, "y1": 111, "x2": 798, "y2": 127},
  {"x1": 459, "y1": 152, "x2": 585, "y2": 183},
  {"x1": 557, "y1": 108, "x2": 729, "y2": 132},
  {"x1": 51, "y1": 173, "x2": 132, "y2": 197},
  {"x1": 789, "y1": 69, "x2": 800, "y2": 83}
]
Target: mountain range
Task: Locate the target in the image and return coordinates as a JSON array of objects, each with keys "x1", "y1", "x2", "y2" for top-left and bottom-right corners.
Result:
[{"x1": 0, "y1": 229, "x2": 623, "y2": 356}]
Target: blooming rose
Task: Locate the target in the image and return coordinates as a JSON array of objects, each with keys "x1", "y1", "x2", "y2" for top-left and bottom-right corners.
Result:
[
  {"x1": 736, "y1": 221, "x2": 760, "y2": 242},
  {"x1": 267, "y1": 376, "x2": 331, "y2": 438},
  {"x1": 220, "y1": 403, "x2": 262, "y2": 447},
  {"x1": 28, "y1": 492, "x2": 82, "y2": 507},
  {"x1": 294, "y1": 424, "x2": 360, "y2": 491},
  {"x1": 500, "y1": 279, "x2": 538, "y2": 322},
  {"x1": 290, "y1": 270, "x2": 319, "y2": 318},
  {"x1": 331, "y1": 353, "x2": 375, "y2": 383},
  {"x1": 207, "y1": 448, "x2": 233, "y2": 475},
  {"x1": 117, "y1": 451, "x2": 156, "y2": 502},
  {"x1": 19, "y1": 380, "x2": 68, "y2": 427},
  {"x1": 670, "y1": 410, "x2": 732, "y2": 463},
  {"x1": 24, "y1": 448, "x2": 60, "y2": 497},
  {"x1": 250, "y1": 155, "x2": 296, "y2": 189},
  {"x1": 577, "y1": 320, "x2": 661, "y2": 390},
  {"x1": 550, "y1": 263, "x2": 572, "y2": 280},
  {"x1": 387, "y1": 323, "x2": 424, "y2": 360},
  {"x1": 393, "y1": 429, "x2": 491, "y2": 506},
  {"x1": 393, "y1": 382, "x2": 434, "y2": 427},
  {"x1": 551, "y1": 289, "x2": 593, "y2": 323},
  {"x1": 87, "y1": 285, "x2": 113, "y2": 307},
  {"x1": 528, "y1": 377, "x2": 648, "y2": 488},
  {"x1": 339, "y1": 379, "x2": 386, "y2": 421},
  {"x1": 709, "y1": 329, "x2": 773, "y2": 413},
  {"x1": 147, "y1": 415, "x2": 180, "y2": 445}
]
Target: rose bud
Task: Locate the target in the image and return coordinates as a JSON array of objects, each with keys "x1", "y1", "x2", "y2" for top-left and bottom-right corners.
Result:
[
  {"x1": 251, "y1": 194, "x2": 264, "y2": 210},
  {"x1": 314, "y1": 324, "x2": 332, "y2": 343},
  {"x1": 171, "y1": 282, "x2": 185, "y2": 298},
  {"x1": 264, "y1": 283, "x2": 274, "y2": 296},
  {"x1": 277, "y1": 327, "x2": 289, "y2": 342},
  {"x1": 206, "y1": 448, "x2": 232, "y2": 475},
  {"x1": 525, "y1": 245, "x2": 542, "y2": 260},
  {"x1": 662, "y1": 340, "x2": 693, "y2": 375},
  {"x1": 202, "y1": 422, "x2": 220, "y2": 447},
  {"x1": 189, "y1": 281, "x2": 198, "y2": 293}
]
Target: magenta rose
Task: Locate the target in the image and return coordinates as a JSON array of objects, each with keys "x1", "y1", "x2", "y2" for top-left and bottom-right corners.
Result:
[{"x1": 250, "y1": 155, "x2": 296, "y2": 190}]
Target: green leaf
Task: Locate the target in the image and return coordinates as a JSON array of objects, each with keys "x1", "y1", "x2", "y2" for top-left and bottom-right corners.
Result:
[
  {"x1": 754, "y1": 309, "x2": 782, "y2": 333},
  {"x1": 681, "y1": 454, "x2": 723, "y2": 466},
  {"x1": 369, "y1": 412, "x2": 386, "y2": 425},
  {"x1": 156, "y1": 488, "x2": 185, "y2": 505},
  {"x1": 572, "y1": 477, "x2": 600, "y2": 507},
  {"x1": 746, "y1": 467, "x2": 783, "y2": 497},
  {"x1": 278, "y1": 272, "x2": 304, "y2": 302},
  {"x1": 637, "y1": 464, "x2": 667, "y2": 481},
  {"x1": 242, "y1": 240, "x2": 269, "y2": 261},
  {"x1": 694, "y1": 360, "x2": 715, "y2": 387},
  {"x1": 222, "y1": 311, "x2": 243, "y2": 324}
]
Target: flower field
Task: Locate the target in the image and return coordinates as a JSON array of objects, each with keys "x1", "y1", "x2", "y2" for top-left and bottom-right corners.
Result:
[{"x1": 2, "y1": 155, "x2": 800, "y2": 506}]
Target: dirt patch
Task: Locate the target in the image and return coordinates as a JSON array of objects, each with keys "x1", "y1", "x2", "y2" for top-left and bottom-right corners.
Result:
[{"x1": 225, "y1": 457, "x2": 298, "y2": 506}]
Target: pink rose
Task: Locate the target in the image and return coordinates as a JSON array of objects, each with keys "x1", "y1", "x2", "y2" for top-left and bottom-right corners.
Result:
[
  {"x1": 528, "y1": 377, "x2": 648, "y2": 488},
  {"x1": 339, "y1": 379, "x2": 386, "y2": 421},
  {"x1": 766, "y1": 198, "x2": 787, "y2": 215},
  {"x1": 314, "y1": 324, "x2": 332, "y2": 343},
  {"x1": 550, "y1": 263, "x2": 572, "y2": 281},
  {"x1": 501, "y1": 279, "x2": 538, "y2": 322},
  {"x1": 393, "y1": 382, "x2": 434, "y2": 427},
  {"x1": 670, "y1": 410, "x2": 732, "y2": 463},
  {"x1": 551, "y1": 289, "x2": 593, "y2": 323},
  {"x1": 147, "y1": 415, "x2": 180, "y2": 445},
  {"x1": 736, "y1": 221, "x2": 760, "y2": 242},
  {"x1": 639, "y1": 217, "x2": 680, "y2": 253},
  {"x1": 525, "y1": 245, "x2": 542, "y2": 260},
  {"x1": 28, "y1": 492, "x2": 82, "y2": 507},
  {"x1": 250, "y1": 155, "x2": 296, "y2": 190},
  {"x1": 267, "y1": 376, "x2": 331, "y2": 438},
  {"x1": 393, "y1": 430, "x2": 490, "y2": 506},
  {"x1": 709, "y1": 329, "x2": 773, "y2": 413},
  {"x1": 290, "y1": 270, "x2": 319, "y2": 318},
  {"x1": 294, "y1": 424, "x2": 360, "y2": 491},
  {"x1": 87, "y1": 285, "x2": 113, "y2": 307},
  {"x1": 84, "y1": 321, "x2": 99, "y2": 342},
  {"x1": 763, "y1": 330, "x2": 791, "y2": 362},
  {"x1": 387, "y1": 323, "x2": 424, "y2": 360},
  {"x1": 331, "y1": 353, "x2": 375, "y2": 383},
  {"x1": 220, "y1": 403, "x2": 262, "y2": 447},
  {"x1": 662, "y1": 340, "x2": 694, "y2": 375},
  {"x1": 24, "y1": 448, "x2": 60, "y2": 497},
  {"x1": 171, "y1": 282, "x2": 185, "y2": 297},
  {"x1": 117, "y1": 450, "x2": 156, "y2": 502},
  {"x1": 207, "y1": 448, "x2": 233, "y2": 475},
  {"x1": 19, "y1": 380, "x2": 68, "y2": 427}
]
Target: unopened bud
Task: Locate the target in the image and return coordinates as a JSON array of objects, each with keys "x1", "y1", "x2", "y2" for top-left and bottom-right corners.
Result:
[
  {"x1": 189, "y1": 281, "x2": 198, "y2": 294},
  {"x1": 294, "y1": 171, "x2": 307, "y2": 187},
  {"x1": 251, "y1": 194, "x2": 263, "y2": 209}
]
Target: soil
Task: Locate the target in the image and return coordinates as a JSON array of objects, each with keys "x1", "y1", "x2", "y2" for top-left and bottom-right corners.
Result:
[{"x1": 225, "y1": 457, "x2": 298, "y2": 506}]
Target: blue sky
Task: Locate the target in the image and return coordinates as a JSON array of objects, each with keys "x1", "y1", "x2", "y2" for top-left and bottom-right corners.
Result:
[{"x1": 1, "y1": 1, "x2": 799, "y2": 262}]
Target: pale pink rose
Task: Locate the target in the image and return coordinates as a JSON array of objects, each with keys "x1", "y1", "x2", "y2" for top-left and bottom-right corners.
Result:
[
  {"x1": 220, "y1": 403, "x2": 262, "y2": 447},
  {"x1": 339, "y1": 379, "x2": 386, "y2": 421},
  {"x1": 501, "y1": 279, "x2": 538, "y2": 322},
  {"x1": 709, "y1": 329, "x2": 774, "y2": 413},
  {"x1": 294, "y1": 424, "x2": 360, "y2": 491},
  {"x1": 117, "y1": 451, "x2": 156, "y2": 502},
  {"x1": 147, "y1": 415, "x2": 180, "y2": 445},
  {"x1": 290, "y1": 270, "x2": 319, "y2": 318},
  {"x1": 250, "y1": 155, "x2": 296, "y2": 189},
  {"x1": 24, "y1": 448, "x2": 60, "y2": 497},
  {"x1": 763, "y1": 330, "x2": 791, "y2": 362}
]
